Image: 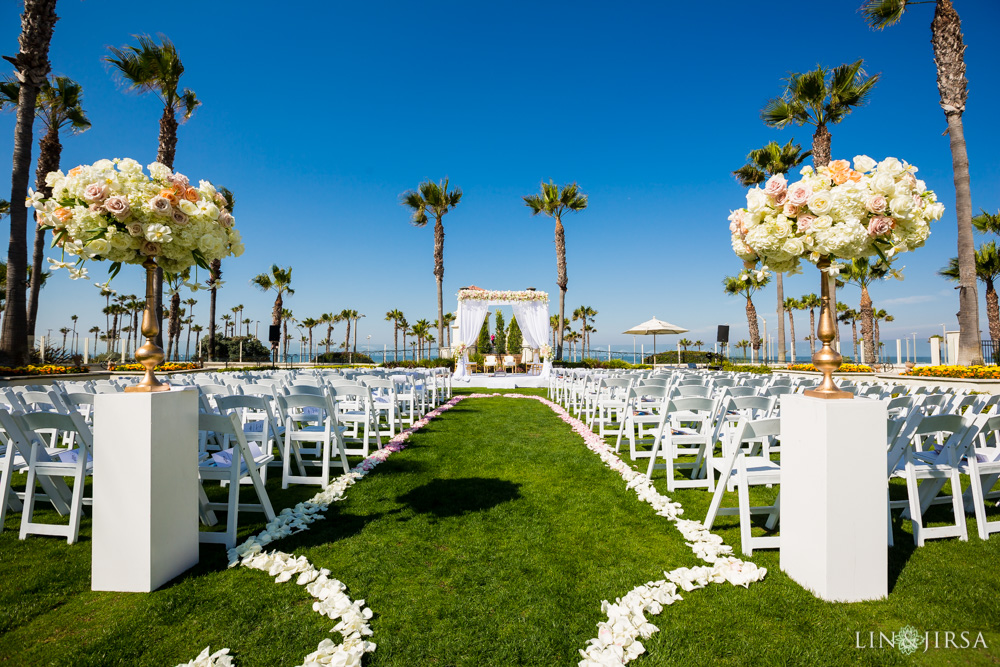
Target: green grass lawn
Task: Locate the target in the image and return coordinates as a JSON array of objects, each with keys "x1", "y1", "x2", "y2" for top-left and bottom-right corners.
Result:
[{"x1": 2, "y1": 388, "x2": 999, "y2": 665}]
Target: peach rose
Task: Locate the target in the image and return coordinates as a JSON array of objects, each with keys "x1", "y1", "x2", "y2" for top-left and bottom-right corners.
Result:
[
  {"x1": 68, "y1": 166, "x2": 84, "y2": 177},
  {"x1": 54, "y1": 207, "x2": 73, "y2": 223},
  {"x1": 797, "y1": 214, "x2": 816, "y2": 233},
  {"x1": 832, "y1": 170, "x2": 850, "y2": 185},
  {"x1": 782, "y1": 201, "x2": 799, "y2": 217},
  {"x1": 184, "y1": 187, "x2": 199, "y2": 202},
  {"x1": 159, "y1": 188, "x2": 178, "y2": 204},
  {"x1": 828, "y1": 159, "x2": 850, "y2": 173}
]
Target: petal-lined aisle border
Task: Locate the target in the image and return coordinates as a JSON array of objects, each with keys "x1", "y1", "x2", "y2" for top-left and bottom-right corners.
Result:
[
  {"x1": 180, "y1": 392, "x2": 766, "y2": 667},
  {"x1": 179, "y1": 396, "x2": 465, "y2": 667}
]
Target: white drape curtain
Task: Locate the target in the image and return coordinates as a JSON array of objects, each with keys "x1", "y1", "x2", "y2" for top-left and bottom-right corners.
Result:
[
  {"x1": 453, "y1": 300, "x2": 489, "y2": 378},
  {"x1": 511, "y1": 301, "x2": 552, "y2": 379}
]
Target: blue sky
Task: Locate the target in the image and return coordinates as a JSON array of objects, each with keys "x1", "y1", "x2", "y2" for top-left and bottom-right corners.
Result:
[{"x1": 2, "y1": 0, "x2": 999, "y2": 357}]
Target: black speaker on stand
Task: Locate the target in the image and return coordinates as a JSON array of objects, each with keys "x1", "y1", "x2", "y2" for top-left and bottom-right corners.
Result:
[{"x1": 716, "y1": 325, "x2": 730, "y2": 361}]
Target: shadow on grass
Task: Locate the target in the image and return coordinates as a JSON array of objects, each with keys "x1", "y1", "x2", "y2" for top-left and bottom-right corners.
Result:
[{"x1": 398, "y1": 478, "x2": 522, "y2": 518}]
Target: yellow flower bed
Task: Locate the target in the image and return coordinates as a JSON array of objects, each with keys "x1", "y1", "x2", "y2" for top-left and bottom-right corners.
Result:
[
  {"x1": 788, "y1": 363, "x2": 873, "y2": 373},
  {"x1": 0, "y1": 364, "x2": 88, "y2": 376},
  {"x1": 904, "y1": 365, "x2": 1000, "y2": 379},
  {"x1": 109, "y1": 362, "x2": 201, "y2": 372}
]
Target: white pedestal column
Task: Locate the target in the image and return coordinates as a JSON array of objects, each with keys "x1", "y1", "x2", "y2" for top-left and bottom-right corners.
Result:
[
  {"x1": 92, "y1": 387, "x2": 199, "y2": 592},
  {"x1": 780, "y1": 394, "x2": 887, "y2": 602}
]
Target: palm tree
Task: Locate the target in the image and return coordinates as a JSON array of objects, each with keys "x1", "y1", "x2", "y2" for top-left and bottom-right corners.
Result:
[
  {"x1": 874, "y1": 310, "x2": 894, "y2": 362},
  {"x1": 339, "y1": 309, "x2": 357, "y2": 358},
  {"x1": 549, "y1": 314, "x2": 561, "y2": 350},
  {"x1": 940, "y1": 242, "x2": 1000, "y2": 344},
  {"x1": 280, "y1": 309, "x2": 294, "y2": 361},
  {"x1": 973, "y1": 209, "x2": 1000, "y2": 235},
  {"x1": 523, "y1": 181, "x2": 588, "y2": 360},
  {"x1": 800, "y1": 293, "x2": 821, "y2": 356},
  {"x1": 231, "y1": 305, "x2": 243, "y2": 337},
  {"x1": 320, "y1": 312, "x2": 338, "y2": 355},
  {"x1": 838, "y1": 307, "x2": 860, "y2": 362},
  {"x1": 106, "y1": 35, "x2": 200, "y2": 349},
  {"x1": 399, "y1": 318, "x2": 410, "y2": 361},
  {"x1": 385, "y1": 310, "x2": 404, "y2": 361},
  {"x1": 678, "y1": 338, "x2": 692, "y2": 359},
  {"x1": 301, "y1": 317, "x2": 319, "y2": 362},
  {"x1": 842, "y1": 258, "x2": 893, "y2": 364},
  {"x1": 220, "y1": 314, "x2": 232, "y2": 338},
  {"x1": 1, "y1": 0, "x2": 59, "y2": 365},
  {"x1": 401, "y1": 178, "x2": 462, "y2": 349},
  {"x1": 735, "y1": 339, "x2": 751, "y2": 361},
  {"x1": 1, "y1": 75, "x2": 90, "y2": 343},
  {"x1": 411, "y1": 320, "x2": 429, "y2": 361},
  {"x1": 564, "y1": 330, "x2": 581, "y2": 361},
  {"x1": 733, "y1": 139, "x2": 812, "y2": 364},
  {"x1": 723, "y1": 273, "x2": 770, "y2": 362},
  {"x1": 251, "y1": 265, "x2": 294, "y2": 342},
  {"x1": 694, "y1": 340, "x2": 704, "y2": 352},
  {"x1": 783, "y1": 297, "x2": 802, "y2": 362},
  {"x1": 89, "y1": 325, "x2": 100, "y2": 357},
  {"x1": 352, "y1": 312, "x2": 365, "y2": 354},
  {"x1": 192, "y1": 324, "x2": 203, "y2": 359},
  {"x1": 761, "y1": 60, "x2": 879, "y2": 169},
  {"x1": 441, "y1": 312, "x2": 455, "y2": 349},
  {"x1": 862, "y1": 0, "x2": 979, "y2": 364},
  {"x1": 58, "y1": 326, "x2": 69, "y2": 350},
  {"x1": 70, "y1": 314, "x2": 78, "y2": 355}
]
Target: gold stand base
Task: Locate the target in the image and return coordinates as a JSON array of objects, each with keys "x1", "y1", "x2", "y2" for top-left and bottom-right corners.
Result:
[
  {"x1": 124, "y1": 383, "x2": 172, "y2": 393},
  {"x1": 803, "y1": 388, "x2": 853, "y2": 400}
]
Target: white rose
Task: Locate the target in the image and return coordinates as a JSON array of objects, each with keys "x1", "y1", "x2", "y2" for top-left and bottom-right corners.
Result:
[
  {"x1": 117, "y1": 158, "x2": 142, "y2": 174},
  {"x1": 926, "y1": 202, "x2": 945, "y2": 220},
  {"x1": 781, "y1": 237, "x2": 805, "y2": 256},
  {"x1": 853, "y1": 155, "x2": 877, "y2": 173},
  {"x1": 872, "y1": 173, "x2": 896, "y2": 195},
  {"x1": 746, "y1": 188, "x2": 770, "y2": 213},
  {"x1": 148, "y1": 162, "x2": 172, "y2": 181},
  {"x1": 877, "y1": 157, "x2": 904, "y2": 177},
  {"x1": 199, "y1": 201, "x2": 220, "y2": 220},
  {"x1": 178, "y1": 199, "x2": 199, "y2": 216},
  {"x1": 144, "y1": 222, "x2": 173, "y2": 244},
  {"x1": 85, "y1": 238, "x2": 110, "y2": 257},
  {"x1": 812, "y1": 215, "x2": 833, "y2": 230},
  {"x1": 807, "y1": 191, "x2": 833, "y2": 215},
  {"x1": 890, "y1": 195, "x2": 914, "y2": 217}
]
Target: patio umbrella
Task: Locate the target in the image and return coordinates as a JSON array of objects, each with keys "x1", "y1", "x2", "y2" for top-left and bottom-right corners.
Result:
[{"x1": 622, "y1": 317, "x2": 688, "y2": 362}]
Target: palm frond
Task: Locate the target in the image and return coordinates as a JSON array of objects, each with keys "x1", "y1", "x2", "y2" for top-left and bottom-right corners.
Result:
[
  {"x1": 761, "y1": 97, "x2": 804, "y2": 128},
  {"x1": 178, "y1": 88, "x2": 200, "y2": 121},
  {"x1": 523, "y1": 194, "x2": 545, "y2": 215},
  {"x1": 860, "y1": 0, "x2": 907, "y2": 30},
  {"x1": 0, "y1": 76, "x2": 20, "y2": 109},
  {"x1": 733, "y1": 165, "x2": 767, "y2": 187}
]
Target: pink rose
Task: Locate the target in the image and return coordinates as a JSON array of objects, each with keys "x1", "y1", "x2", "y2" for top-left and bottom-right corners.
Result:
[
  {"x1": 126, "y1": 222, "x2": 143, "y2": 237},
  {"x1": 218, "y1": 211, "x2": 234, "y2": 228},
  {"x1": 782, "y1": 201, "x2": 799, "y2": 217},
  {"x1": 764, "y1": 174, "x2": 787, "y2": 198},
  {"x1": 797, "y1": 215, "x2": 816, "y2": 233},
  {"x1": 868, "y1": 216, "x2": 894, "y2": 237},
  {"x1": 140, "y1": 240, "x2": 161, "y2": 256},
  {"x1": 172, "y1": 209, "x2": 189, "y2": 226},
  {"x1": 88, "y1": 203, "x2": 107, "y2": 214},
  {"x1": 866, "y1": 195, "x2": 888, "y2": 214},
  {"x1": 727, "y1": 209, "x2": 745, "y2": 233},
  {"x1": 214, "y1": 192, "x2": 228, "y2": 208},
  {"x1": 150, "y1": 195, "x2": 172, "y2": 215},
  {"x1": 105, "y1": 195, "x2": 131, "y2": 221},
  {"x1": 170, "y1": 173, "x2": 189, "y2": 189},
  {"x1": 83, "y1": 183, "x2": 109, "y2": 203},
  {"x1": 787, "y1": 184, "x2": 810, "y2": 206},
  {"x1": 773, "y1": 190, "x2": 787, "y2": 206}
]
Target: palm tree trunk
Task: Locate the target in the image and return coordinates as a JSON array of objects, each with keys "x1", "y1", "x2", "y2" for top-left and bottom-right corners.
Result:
[
  {"x1": 851, "y1": 320, "x2": 859, "y2": 361},
  {"x1": 308, "y1": 330, "x2": 313, "y2": 362},
  {"x1": 185, "y1": 324, "x2": 192, "y2": 361},
  {"x1": 434, "y1": 217, "x2": 445, "y2": 348},
  {"x1": 808, "y1": 307, "x2": 817, "y2": 355},
  {"x1": 860, "y1": 286, "x2": 876, "y2": 365},
  {"x1": 788, "y1": 310, "x2": 796, "y2": 363},
  {"x1": 27, "y1": 123, "x2": 60, "y2": 341},
  {"x1": 271, "y1": 294, "x2": 282, "y2": 327},
  {"x1": 985, "y1": 278, "x2": 1000, "y2": 343},
  {"x1": 932, "y1": 0, "x2": 979, "y2": 364},
  {"x1": 776, "y1": 273, "x2": 786, "y2": 362},
  {"x1": 554, "y1": 217, "x2": 567, "y2": 360},
  {"x1": 874, "y1": 319, "x2": 881, "y2": 362},
  {"x1": 169, "y1": 292, "x2": 181, "y2": 361},
  {"x1": 208, "y1": 258, "x2": 220, "y2": 361},
  {"x1": 811, "y1": 123, "x2": 831, "y2": 168},
  {"x1": 344, "y1": 320, "x2": 351, "y2": 356},
  {"x1": 746, "y1": 297, "x2": 761, "y2": 354},
  {"x1": 352, "y1": 318, "x2": 359, "y2": 353},
  {"x1": 394, "y1": 323, "x2": 399, "y2": 362}
]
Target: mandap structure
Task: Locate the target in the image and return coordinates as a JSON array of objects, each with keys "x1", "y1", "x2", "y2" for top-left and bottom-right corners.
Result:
[{"x1": 452, "y1": 288, "x2": 552, "y2": 380}]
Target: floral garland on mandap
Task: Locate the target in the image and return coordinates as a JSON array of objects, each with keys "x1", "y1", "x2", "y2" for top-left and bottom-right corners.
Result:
[
  {"x1": 729, "y1": 156, "x2": 943, "y2": 275},
  {"x1": 457, "y1": 289, "x2": 549, "y2": 303},
  {"x1": 28, "y1": 158, "x2": 243, "y2": 280}
]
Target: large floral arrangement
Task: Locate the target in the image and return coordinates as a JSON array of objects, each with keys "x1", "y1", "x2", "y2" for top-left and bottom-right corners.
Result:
[
  {"x1": 729, "y1": 156, "x2": 944, "y2": 274},
  {"x1": 540, "y1": 343, "x2": 552, "y2": 360},
  {"x1": 453, "y1": 341, "x2": 469, "y2": 357},
  {"x1": 458, "y1": 289, "x2": 549, "y2": 303},
  {"x1": 28, "y1": 158, "x2": 244, "y2": 280}
]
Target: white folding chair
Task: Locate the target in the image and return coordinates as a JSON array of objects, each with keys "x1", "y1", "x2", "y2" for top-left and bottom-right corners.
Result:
[
  {"x1": 279, "y1": 393, "x2": 350, "y2": 489},
  {"x1": 197, "y1": 412, "x2": 276, "y2": 548}
]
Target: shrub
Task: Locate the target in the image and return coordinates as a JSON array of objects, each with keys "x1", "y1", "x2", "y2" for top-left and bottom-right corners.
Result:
[
  {"x1": 384, "y1": 358, "x2": 455, "y2": 370},
  {"x1": 0, "y1": 364, "x2": 88, "y2": 376},
  {"x1": 477, "y1": 317, "x2": 491, "y2": 353},
  {"x1": 720, "y1": 363, "x2": 772, "y2": 374},
  {"x1": 507, "y1": 316, "x2": 523, "y2": 354},
  {"x1": 316, "y1": 351, "x2": 374, "y2": 364},
  {"x1": 109, "y1": 361, "x2": 200, "y2": 372},
  {"x1": 494, "y1": 311, "x2": 506, "y2": 354}
]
